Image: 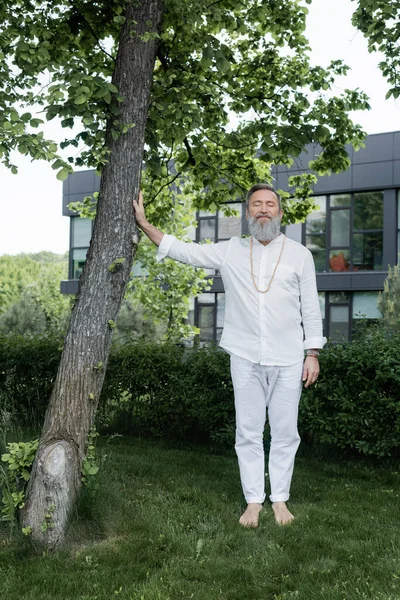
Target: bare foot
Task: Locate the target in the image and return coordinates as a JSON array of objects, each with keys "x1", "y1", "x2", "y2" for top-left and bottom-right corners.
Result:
[
  {"x1": 272, "y1": 501, "x2": 294, "y2": 525},
  {"x1": 239, "y1": 503, "x2": 263, "y2": 528}
]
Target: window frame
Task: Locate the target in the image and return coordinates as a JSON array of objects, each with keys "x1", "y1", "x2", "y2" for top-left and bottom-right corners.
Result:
[
  {"x1": 303, "y1": 191, "x2": 384, "y2": 273},
  {"x1": 69, "y1": 216, "x2": 93, "y2": 280},
  {"x1": 196, "y1": 201, "x2": 243, "y2": 244}
]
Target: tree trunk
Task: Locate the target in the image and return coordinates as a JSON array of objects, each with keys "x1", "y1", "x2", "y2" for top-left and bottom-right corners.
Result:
[{"x1": 21, "y1": 0, "x2": 165, "y2": 549}]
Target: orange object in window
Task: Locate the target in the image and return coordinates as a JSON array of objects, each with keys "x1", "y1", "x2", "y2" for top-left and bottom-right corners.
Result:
[{"x1": 329, "y1": 252, "x2": 350, "y2": 272}]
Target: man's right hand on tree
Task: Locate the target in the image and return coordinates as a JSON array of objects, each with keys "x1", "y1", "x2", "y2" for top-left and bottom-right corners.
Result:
[
  {"x1": 132, "y1": 191, "x2": 164, "y2": 246},
  {"x1": 132, "y1": 190, "x2": 147, "y2": 227}
]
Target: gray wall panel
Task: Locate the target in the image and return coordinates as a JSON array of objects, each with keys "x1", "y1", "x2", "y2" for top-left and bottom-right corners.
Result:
[
  {"x1": 60, "y1": 280, "x2": 79, "y2": 295},
  {"x1": 393, "y1": 160, "x2": 400, "y2": 185},
  {"x1": 393, "y1": 132, "x2": 400, "y2": 160},
  {"x1": 69, "y1": 170, "x2": 100, "y2": 194},
  {"x1": 316, "y1": 274, "x2": 352, "y2": 290},
  {"x1": 63, "y1": 192, "x2": 93, "y2": 216},
  {"x1": 316, "y1": 272, "x2": 388, "y2": 291},
  {"x1": 352, "y1": 161, "x2": 393, "y2": 189},
  {"x1": 352, "y1": 132, "x2": 394, "y2": 164},
  {"x1": 313, "y1": 168, "x2": 352, "y2": 194}
]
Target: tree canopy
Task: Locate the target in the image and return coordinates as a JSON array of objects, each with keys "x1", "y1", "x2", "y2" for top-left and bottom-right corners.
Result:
[
  {"x1": 1, "y1": 0, "x2": 369, "y2": 225},
  {"x1": 352, "y1": 0, "x2": 400, "y2": 100}
]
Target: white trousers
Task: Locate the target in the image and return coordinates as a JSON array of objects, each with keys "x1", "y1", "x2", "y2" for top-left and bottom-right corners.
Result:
[{"x1": 230, "y1": 354, "x2": 303, "y2": 504}]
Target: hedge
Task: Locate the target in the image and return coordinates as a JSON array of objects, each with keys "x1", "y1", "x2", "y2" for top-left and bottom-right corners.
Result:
[{"x1": 0, "y1": 329, "x2": 399, "y2": 457}]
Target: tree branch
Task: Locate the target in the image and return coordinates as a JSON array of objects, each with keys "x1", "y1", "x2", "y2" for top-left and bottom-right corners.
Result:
[
  {"x1": 184, "y1": 137, "x2": 196, "y2": 165},
  {"x1": 66, "y1": 0, "x2": 115, "y2": 61},
  {"x1": 144, "y1": 170, "x2": 183, "y2": 207}
]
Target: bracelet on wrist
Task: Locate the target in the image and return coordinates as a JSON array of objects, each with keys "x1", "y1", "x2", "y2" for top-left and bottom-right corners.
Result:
[{"x1": 306, "y1": 350, "x2": 320, "y2": 357}]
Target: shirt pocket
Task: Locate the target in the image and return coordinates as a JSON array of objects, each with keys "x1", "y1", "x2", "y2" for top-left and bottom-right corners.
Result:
[{"x1": 272, "y1": 263, "x2": 295, "y2": 287}]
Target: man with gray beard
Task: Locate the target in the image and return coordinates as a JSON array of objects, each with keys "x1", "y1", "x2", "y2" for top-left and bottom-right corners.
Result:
[{"x1": 133, "y1": 183, "x2": 325, "y2": 528}]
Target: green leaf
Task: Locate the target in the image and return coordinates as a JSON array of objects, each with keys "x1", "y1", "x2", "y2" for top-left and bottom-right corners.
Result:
[
  {"x1": 74, "y1": 96, "x2": 87, "y2": 105},
  {"x1": 56, "y1": 168, "x2": 69, "y2": 181},
  {"x1": 87, "y1": 465, "x2": 99, "y2": 475},
  {"x1": 30, "y1": 118, "x2": 43, "y2": 127}
]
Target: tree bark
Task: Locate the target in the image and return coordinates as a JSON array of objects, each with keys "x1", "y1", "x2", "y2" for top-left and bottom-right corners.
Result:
[{"x1": 21, "y1": 0, "x2": 165, "y2": 549}]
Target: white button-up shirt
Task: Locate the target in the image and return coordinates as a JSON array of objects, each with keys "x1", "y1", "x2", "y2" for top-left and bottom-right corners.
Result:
[{"x1": 157, "y1": 233, "x2": 326, "y2": 366}]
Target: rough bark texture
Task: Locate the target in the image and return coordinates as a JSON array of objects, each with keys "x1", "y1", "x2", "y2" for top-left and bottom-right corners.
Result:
[{"x1": 21, "y1": 0, "x2": 165, "y2": 549}]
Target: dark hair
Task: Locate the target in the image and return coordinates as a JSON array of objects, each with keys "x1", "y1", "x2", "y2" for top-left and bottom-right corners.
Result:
[{"x1": 245, "y1": 183, "x2": 281, "y2": 210}]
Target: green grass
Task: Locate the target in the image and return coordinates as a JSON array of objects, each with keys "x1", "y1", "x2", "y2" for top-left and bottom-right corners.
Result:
[{"x1": 1, "y1": 437, "x2": 400, "y2": 600}]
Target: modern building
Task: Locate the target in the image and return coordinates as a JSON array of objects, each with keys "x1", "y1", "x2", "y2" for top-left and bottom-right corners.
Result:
[{"x1": 61, "y1": 130, "x2": 400, "y2": 342}]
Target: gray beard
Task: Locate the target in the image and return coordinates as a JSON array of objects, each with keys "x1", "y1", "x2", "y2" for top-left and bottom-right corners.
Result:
[{"x1": 247, "y1": 214, "x2": 282, "y2": 242}]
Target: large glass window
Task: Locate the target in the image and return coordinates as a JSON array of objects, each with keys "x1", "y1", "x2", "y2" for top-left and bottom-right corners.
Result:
[
  {"x1": 72, "y1": 248, "x2": 88, "y2": 280},
  {"x1": 331, "y1": 209, "x2": 350, "y2": 246},
  {"x1": 327, "y1": 292, "x2": 350, "y2": 342},
  {"x1": 353, "y1": 291, "x2": 380, "y2": 320},
  {"x1": 199, "y1": 219, "x2": 216, "y2": 242},
  {"x1": 218, "y1": 204, "x2": 242, "y2": 240},
  {"x1": 70, "y1": 217, "x2": 92, "y2": 279},
  {"x1": 305, "y1": 197, "x2": 326, "y2": 272},
  {"x1": 304, "y1": 192, "x2": 384, "y2": 272},
  {"x1": 329, "y1": 305, "x2": 349, "y2": 341},
  {"x1": 352, "y1": 192, "x2": 383, "y2": 270},
  {"x1": 317, "y1": 291, "x2": 382, "y2": 342},
  {"x1": 71, "y1": 217, "x2": 92, "y2": 248},
  {"x1": 195, "y1": 292, "x2": 225, "y2": 343},
  {"x1": 196, "y1": 203, "x2": 242, "y2": 244}
]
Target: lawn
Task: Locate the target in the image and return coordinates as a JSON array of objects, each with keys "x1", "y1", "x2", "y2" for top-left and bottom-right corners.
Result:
[{"x1": 0, "y1": 436, "x2": 399, "y2": 600}]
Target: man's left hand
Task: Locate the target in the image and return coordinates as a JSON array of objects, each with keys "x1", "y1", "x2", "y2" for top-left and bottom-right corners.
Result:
[{"x1": 302, "y1": 356, "x2": 320, "y2": 388}]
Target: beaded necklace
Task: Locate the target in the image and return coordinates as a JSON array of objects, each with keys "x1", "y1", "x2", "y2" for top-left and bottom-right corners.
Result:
[{"x1": 250, "y1": 234, "x2": 286, "y2": 293}]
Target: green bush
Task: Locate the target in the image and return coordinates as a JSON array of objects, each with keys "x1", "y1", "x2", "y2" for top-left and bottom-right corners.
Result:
[
  {"x1": 98, "y1": 342, "x2": 235, "y2": 445},
  {"x1": 299, "y1": 327, "x2": 400, "y2": 457},
  {"x1": 0, "y1": 333, "x2": 62, "y2": 429},
  {"x1": 1, "y1": 330, "x2": 400, "y2": 457}
]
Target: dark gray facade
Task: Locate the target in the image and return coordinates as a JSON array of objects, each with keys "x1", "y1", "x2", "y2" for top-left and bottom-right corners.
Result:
[{"x1": 61, "y1": 131, "x2": 400, "y2": 341}]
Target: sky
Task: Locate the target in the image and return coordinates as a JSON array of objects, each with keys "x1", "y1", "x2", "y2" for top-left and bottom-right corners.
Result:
[{"x1": 0, "y1": 0, "x2": 399, "y2": 256}]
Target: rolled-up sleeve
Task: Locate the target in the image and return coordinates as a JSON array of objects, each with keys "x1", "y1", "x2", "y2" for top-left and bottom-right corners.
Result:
[
  {"x1": 156, "y1": 234, "x2": 230, "y2": 270},
  {"x1": 299, "y1": 250, "x2": 326, "y2": 350}
]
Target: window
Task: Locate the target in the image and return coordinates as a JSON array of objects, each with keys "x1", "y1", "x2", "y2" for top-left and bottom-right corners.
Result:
[
  {"x1": 70, "y1": 217, "x2": 92, "y2": 279},
  {"x1": 304, "y1": 192, "x2": 384, "y2": 272},
  {"x1": 197, "y1": 209, "x2": 216, "y2": 242},
  {"x1": 196, "y1": 203, "x2": 242, "y2": 276},
  {"x1": 196, "y1": 203, "x2": 243, "y2": 243},
  {"x1": 72, "y1": 248, "x2": 88, "y2": 280},
  {"x1": 305, "y1": 196, "x2": 326, "y2": 272},
  {"x1": 217, "y1": 204, "x2": 242, "y2": 240},
  {"x1": 318, "y1": 291, "x2": 381, "y2": 342},
  {"x1": 195, "y1": 292, "x2": 226, "y2": 343},
  {"x1": 353, "y1": 291, "x2": 380, "y2": 320},
  {"x1": 327, "y1": 292, "x2": 350, "y2": 342}
]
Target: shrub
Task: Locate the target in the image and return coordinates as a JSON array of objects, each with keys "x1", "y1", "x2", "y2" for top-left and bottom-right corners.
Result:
[
  {"x1": 98, "y1": 342, "x2": 235, "y2": 445},
  {"x1": 300, "y1": 327, "x2": 400, "y2": 457},
  {"x1": 1, "y1": 330, "x2": 400, "y2": 457},
  {"x1": 0, "y1": 333, "x2": 62, "y2": 429}
]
